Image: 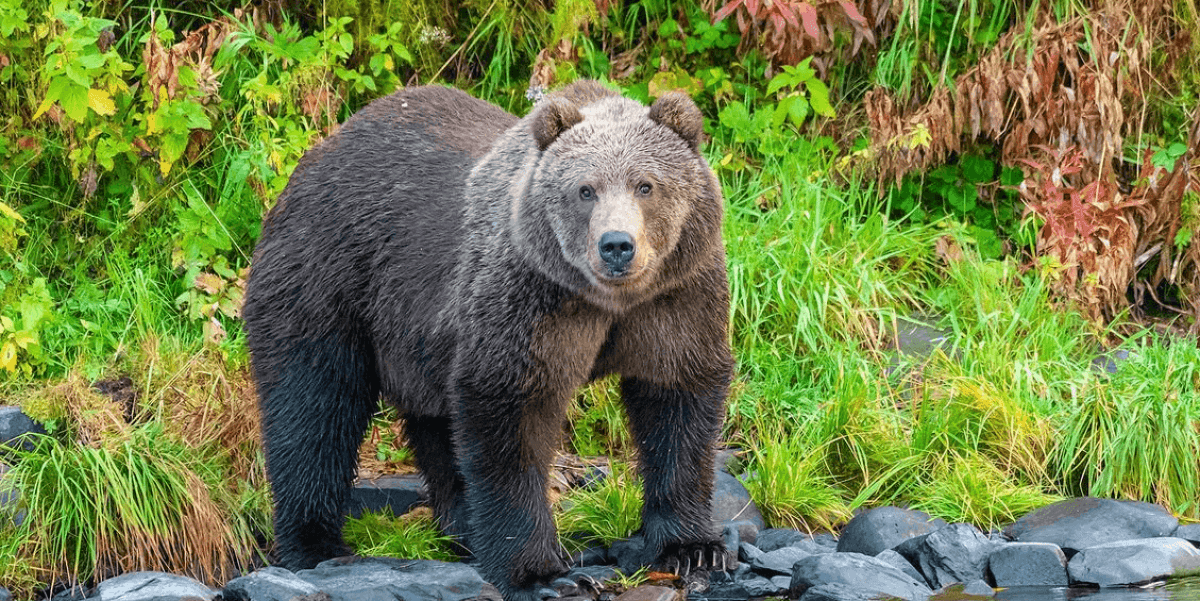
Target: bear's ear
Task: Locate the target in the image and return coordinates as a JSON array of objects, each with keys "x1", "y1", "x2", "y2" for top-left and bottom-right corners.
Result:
[
  {"x1": 532, "y1": 98, "x2": 584, "y2": 151},
  {"x1": 648, "y1": 92, "x2": 704, "y2": 151}
]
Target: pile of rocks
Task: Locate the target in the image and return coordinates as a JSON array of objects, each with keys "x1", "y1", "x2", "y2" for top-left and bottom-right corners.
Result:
[{"x1": 5, "y1": 407, "x2": 1200, "y2": 601}]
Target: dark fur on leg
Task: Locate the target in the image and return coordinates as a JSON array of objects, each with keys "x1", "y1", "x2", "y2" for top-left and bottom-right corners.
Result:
[
  {"x1": 255, "y1": 333, "x2": 379, "y2": 570},
  {"x1": 453, "y1": 377, "x2": 570, "y2": 601},
  {"x1": 403, "y1": 413, "x2": 470, "y2": 546},
  {"x1": 622, "y1": 377, "x2": 730, "y2": 572}
]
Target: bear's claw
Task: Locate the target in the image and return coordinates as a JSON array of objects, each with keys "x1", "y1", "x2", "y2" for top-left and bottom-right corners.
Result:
[{"x1": 657, "y1": 540, "x2": 730, "y2": 577}]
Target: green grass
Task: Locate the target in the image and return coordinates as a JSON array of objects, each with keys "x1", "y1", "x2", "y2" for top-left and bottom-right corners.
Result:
[
  {"x1": 2, "y1": 425, "x2": 266, "y2": 588},
  {"x1": 343, "y1": 509, "x2": 459, "y2": 562},
  {"x1": 555, "y1": 462, "x2": 644, "y2": 552}
]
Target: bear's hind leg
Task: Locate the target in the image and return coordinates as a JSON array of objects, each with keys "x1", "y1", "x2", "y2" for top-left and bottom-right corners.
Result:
[
  {"x1": 403, "y1": 413, "x2": 469, "y2": 545},
  {"x1": 257, "y1": 332, "x2": 378, "y2": 570}
]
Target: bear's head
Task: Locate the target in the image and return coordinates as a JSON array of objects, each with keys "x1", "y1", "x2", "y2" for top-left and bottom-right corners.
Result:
[{"x1": 515, "y1": 81, "x2": 723, "y2": 313}]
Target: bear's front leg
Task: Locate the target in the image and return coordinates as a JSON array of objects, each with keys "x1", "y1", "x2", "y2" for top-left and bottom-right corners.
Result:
[
  {"x1": 622, "y1": 377, "x2": 730, "y2": 574},
  {"x1": 453, "y1": 371, "x2": 570, "y2": 601}
]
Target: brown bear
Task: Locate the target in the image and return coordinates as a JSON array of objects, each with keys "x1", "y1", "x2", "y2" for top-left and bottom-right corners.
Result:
[{"x1": 242, "y1": 80, "x2": 733, "y2": 601}]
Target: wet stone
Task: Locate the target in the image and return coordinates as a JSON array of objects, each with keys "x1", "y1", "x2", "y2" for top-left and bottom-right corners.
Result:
[
  {"x1": 1175, "y1": 524, "x2": 1200, "y2": 546},
  {"x1": 790, "y1": 552, "x2": 932, "y2": 600},
  {"x1": 749, "y1": 545, "x2": 820, "y2": 576},
  {"x1": 0, "y1": 406, "x2": 45, "y2": 451},
  {"x1": 84, "y1": 572, "x2": 216, "y2": 601},
  {"x1": 929, "y1": 581, "x2": 994, "y2": 599},
  {"x1": 837, "y1": 507, "x2": 947, "y2": 557},
  {"x1": 756, "y1": 528, "x2": 815, "y2": 552},
  {"x1": 894, "y1": 523, "x2": 994, "y2": 590},
  {"x1": 737, "y1": 542, "x2": 763, "y2": 564},
  {"x1": 347, "y1": 475, "x2": 426, "y2": 518},
  {"x1": 294, "y1": 556, "x2": 499, "y2": 601},
  {"x1": 876, "y1": 549, "x2": 927, "y2": 587},
  {"x1": 711, "y1": 470, "x2": 765, "y2": 530},
  {"x1": 986, "y1": 542, "x2": 1068, "y2": 587},
  {"x1": 1067, "y1": 536, "x2": 1200, "y2": 587},
  {"x1": 223, "y1": 567, "x2": 321, "y2": 601},
  {"x1": 612, "y1": 585, "x2": 677, "y2": 601},
  {"x1": 798, "y1": 583, "x2": 909, "y2": 601},
  {"x1": 1003, "y1": 498, "x2": 1178, "y2": 554}
]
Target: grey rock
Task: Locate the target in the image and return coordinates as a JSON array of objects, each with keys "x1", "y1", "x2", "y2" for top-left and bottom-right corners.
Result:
[
  {"x1": 571, "y1": 545, "x2": 609, "y2": 567},
  {"x1": 86, "y1": 572, "x2": 216, "y2": 601},
  {"x1": 1003, "y1": 498, "x2": 1178, "y2": 554},
  {"x1": 813, "y1": 533, "x2": 838, "y2": 550},
  {"x1": 224, "y1": 566, "x2": 321, "y2": 601},
  {"x1": 712, "y1": 470, "x2": 764, "y2": 530},
  {"x1": 613, "y1": 585, "x2": 676, "y2": 601},
  {"x1": 736, "y1": 542, "x2": 762, "y2": 564},
  {"x1": 876, "y1": 549, "x2": 926, "y2": 587},
  {"x1": 721, "y1": 520, "x2": 758, "y2": 549},
  {"x1": 799, "y1": 582, "x2": 908, "y2": 601},
  {"x1": 756, "y1": 528, "x2": 814, "y2": 552},
  {"x1": 0, "y1": 406, "x2": 44, "y2": 451},
  {"x1": 790, "y1": 552, "x2": 931, "y2": 600},
  {"x1": 688, "y1": 583, "x2": 749, "y2": 601},
  {"x1": 769, "y1": 575, "x2": 791, "y2": 591},
  {"x1": 986, "y1": 542, "x2": 1068, "y2": 586},
  {"x1": 714, "y1": 449, "x2": 740, "y2": 473},
  {"x1": 1175, "y1": 524, "x2": 1200, "y2": 546},
  {"x1": 1091, "y1": 349, "x2": 1131, "y2": 374},
  {"x1": 837, "y1": 507, "x2": 947, "y2": 556},
  {"x1": 738, "y1": 574, "x2": 788, "y2": 597},
  {"x1": 610, "y1": 536, "x2": 648, "y2": 575},
  {"x1": 749, "y1": 545, "x2": 817, "y2": 576},
  {"x1": 295, "y1": 556, "x2": 499, "y2": 601},
  {"x1": 894, "y1": 523, "x2": 994, "y2": 589},
  {"x1": 347, "y1": 475, "x2": 426, "y2": 518},
  {"x1": 931, "y1": 581, "x2": 994, "y2": 598},
  {"x1": 894, "y1": 320, "x2": 952, "y2": 358},
  {"x1": 0, "y1": 586, "x2": 11, "y2": 601},
  {"x1": 1067, "y1": 537, "x2": 1200, "y2": 586},
  {"x1": 961, "y1": 580, "x2": 995, "y2": 597}
]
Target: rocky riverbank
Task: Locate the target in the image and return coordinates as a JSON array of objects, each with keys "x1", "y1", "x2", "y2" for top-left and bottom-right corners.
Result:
[{"x1": 5, "y1": 407, "x2": 1200, "y2": 601}]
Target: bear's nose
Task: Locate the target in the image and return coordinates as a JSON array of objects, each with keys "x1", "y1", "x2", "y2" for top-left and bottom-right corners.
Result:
[{"x1": 598, "y1": 231, "x2": 636, "y2": 274}]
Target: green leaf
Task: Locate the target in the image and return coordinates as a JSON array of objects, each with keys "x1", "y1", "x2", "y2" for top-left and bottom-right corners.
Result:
[
  {"x1": 767, "y1": 73, "x2": 791, "y2": 96},
  {"x1": 657, "y1": 18, "x2": 678, "y2": 37},
  {"x1": 805, "y1": 78, "x2": 835, "y2": 118},
  {"x1": 961, "y1": 154, "x2": 994, "y2": 183},
  {"x1": 59, "y1": 82, "x2": 89, "y2": 122},
  {"x1": 1000, "y1": 166, "x2": 1024, "y2": 186},
  {"x1": 786, "y1": 94, "x2": 809, "y2": 128}
]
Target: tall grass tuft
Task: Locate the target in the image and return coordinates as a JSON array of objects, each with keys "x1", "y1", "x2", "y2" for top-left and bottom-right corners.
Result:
[
  {"x1": 1054, "y1": 340, "x2": 1200, "y2": 517},
  {"x1": 343, "y1": 508, "x2": 458, "y2": 561},
  {"x1": 3, "y1": 425, "x2": 265, "y2": 586},
  {"x1": 556, "y1": 462, "x2": 644, "y2": 552},
  {"x1": 910, "y1": 452, "x2": 1063, "y2": 530},
  {"x1": 740, "y1": 425, "x2": 852, "y2": 531}
]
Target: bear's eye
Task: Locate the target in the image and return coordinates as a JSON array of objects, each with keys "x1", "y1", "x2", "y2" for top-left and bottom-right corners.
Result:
[
  {"x1": 637, "y1": 182, "x2": 653, "y2": 196},
  {"x1": 579, "y1": 185, "x2": 595, "y2": 202}
]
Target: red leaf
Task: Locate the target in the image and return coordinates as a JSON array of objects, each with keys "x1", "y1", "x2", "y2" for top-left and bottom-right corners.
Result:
[
  {"x1": 779, "y1": 4, "x2": 800, "y2": 29},
  {"x1": 713, "y1": 0, "x2": 744, "y2": 23},
  {"x1": 797, "y1": 2, "x2": 821, "y2": 39},
  {"x1": 746, "y1": 0, "x2": 760, "y2": 17},
  {"x1": 837, "y1": 0, "x2": 868, "y2": 26},
  {"x1": 771, "y1": 12, "x2": 786, "y2": 34}
]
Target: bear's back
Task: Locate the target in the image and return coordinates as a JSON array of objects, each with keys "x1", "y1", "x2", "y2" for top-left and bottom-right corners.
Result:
[{"x1": 245, "y1": 87, "x2": 517, "y2": 380}]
